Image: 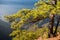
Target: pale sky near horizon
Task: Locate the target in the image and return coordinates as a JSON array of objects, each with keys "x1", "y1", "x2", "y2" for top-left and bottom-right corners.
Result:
[{"x1": 0, "y1": 0, "x2": 38, "y2": 20}]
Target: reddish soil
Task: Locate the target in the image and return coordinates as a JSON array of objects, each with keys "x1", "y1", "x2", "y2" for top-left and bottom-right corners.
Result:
[{"x1": 37, "y1": 33, "x2": 60, "y2": 40}]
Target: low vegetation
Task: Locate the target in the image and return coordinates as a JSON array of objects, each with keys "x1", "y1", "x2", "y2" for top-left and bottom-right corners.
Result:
[{"x1": 9, "y1": 26, "x2": 60, "y2": 40}]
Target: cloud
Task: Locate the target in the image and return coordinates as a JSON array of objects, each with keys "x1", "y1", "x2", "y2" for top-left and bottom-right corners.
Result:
[{"x1": 0, "y1": 4, "x2": 33, "y2": 19}]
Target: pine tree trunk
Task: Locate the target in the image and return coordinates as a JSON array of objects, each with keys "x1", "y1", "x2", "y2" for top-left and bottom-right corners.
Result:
[
  {"x1": 48, "y1": 14, "x2": 55, "y2": 38},
  {"x1": 48, "y1": 0, "x2": 57, "y2": 38},
  {"x1": 54, "y1": 15, "x2": 60, "y2": 36}
]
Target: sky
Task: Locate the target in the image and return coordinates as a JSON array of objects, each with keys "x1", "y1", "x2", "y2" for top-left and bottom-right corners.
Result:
[{"x1": 0, "y1": 0, "x2": 38, "y2": 20}]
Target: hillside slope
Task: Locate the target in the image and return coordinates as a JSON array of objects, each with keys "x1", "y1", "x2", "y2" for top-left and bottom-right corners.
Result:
[{"x1": 0, "y1": 19, "x2": 12, "y2": 40}]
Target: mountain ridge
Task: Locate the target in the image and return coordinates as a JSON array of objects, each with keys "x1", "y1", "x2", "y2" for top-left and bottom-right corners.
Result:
[{"x1": 0, "y1": 19, "x2": 12, "y2": 40}]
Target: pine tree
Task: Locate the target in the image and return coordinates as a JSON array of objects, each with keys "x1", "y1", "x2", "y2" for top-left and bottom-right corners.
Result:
[{"x1": 5, "y1": 0, "x2": 60, "y2": 40}]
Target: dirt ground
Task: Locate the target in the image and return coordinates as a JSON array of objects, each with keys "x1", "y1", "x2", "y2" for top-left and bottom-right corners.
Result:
[{"x1": 37, "y1": 33, "x2": 60, "y2": 40}]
